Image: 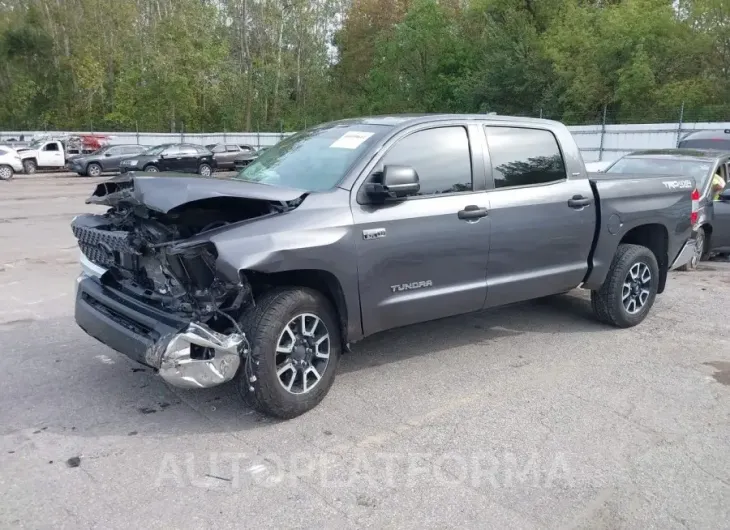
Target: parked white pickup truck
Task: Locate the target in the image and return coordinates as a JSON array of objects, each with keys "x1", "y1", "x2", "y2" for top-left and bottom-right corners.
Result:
[{"x1": 17, "y1": 140, "x2": 67, "y2": 174}]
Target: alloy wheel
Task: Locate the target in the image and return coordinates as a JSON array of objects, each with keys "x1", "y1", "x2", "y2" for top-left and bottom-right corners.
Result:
[
  {"x1": 690, "y1": 231, "x2": 705, "y2": 268},
  {"x1": 622, "y1": 262, "x2": 652, "y2": 314},
  {"x1": 275, "y1": 313, "x2": 330, "y2": 395}
]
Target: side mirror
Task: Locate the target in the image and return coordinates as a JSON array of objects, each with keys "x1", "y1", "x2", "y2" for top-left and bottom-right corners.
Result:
[
  {"x1": 104, "y1": 153, "x2": 112, "y2": 157},
  {"x1": 719, "y1": 187, "x2": 730, "y2": 201},
  {"x1": 365, "y1": 165, "x2": 420, "y2": 201}
]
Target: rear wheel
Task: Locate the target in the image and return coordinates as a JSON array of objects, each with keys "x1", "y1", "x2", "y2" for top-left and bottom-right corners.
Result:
[
  {"x1": 23, "y1": 159, "x2": 36, "y2": 174},
  {"x1": 591, "y1": 244, "x2": 659, "y2": 328},
  {"x1": 0, "y1": 164, "x2": 13, "y2": 180},
  {"x1": 238, "y1": 287, "x2": 341, "y2": 419},
  {"x1": 86, "y1": 162, "x2": 102, "y2": 177},
  {"x1": 143, "y1": 164, "x2": 159, "y2": 173},
  {"x1": 198, "y1": 163, "x2": 212, "y2": 177}
]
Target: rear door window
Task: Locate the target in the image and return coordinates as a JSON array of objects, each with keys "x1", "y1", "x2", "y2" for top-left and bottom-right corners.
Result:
[
  {"x1": 485, "y1": 127, "x2": 567, "y2": 188},
  {"x1": 178, "y1": 146, "x2": 198, "y2": 157}
]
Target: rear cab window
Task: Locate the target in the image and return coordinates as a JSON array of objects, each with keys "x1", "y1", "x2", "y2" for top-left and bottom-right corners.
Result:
[{"x1": 484, "y1": 127, "x2": 567, "y2": 189}]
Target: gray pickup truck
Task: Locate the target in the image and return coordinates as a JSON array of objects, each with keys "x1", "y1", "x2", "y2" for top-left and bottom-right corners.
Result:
[{"x1": 72, "y1": 115, "x2": 696, "y2": 418}]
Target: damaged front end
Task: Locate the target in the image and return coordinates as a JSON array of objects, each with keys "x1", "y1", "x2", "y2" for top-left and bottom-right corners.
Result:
[{"x1": 73, "y1": 173, "x2": 306, "y2": 388}]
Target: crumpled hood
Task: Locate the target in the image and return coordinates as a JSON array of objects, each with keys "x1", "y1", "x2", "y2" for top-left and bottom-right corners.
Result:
[
  {"x1": 86, "y1": 172, "x2": 307, "y2": 213},
  {"x1": 18, "y1": 149, "x2": 37, "y2": 159}
]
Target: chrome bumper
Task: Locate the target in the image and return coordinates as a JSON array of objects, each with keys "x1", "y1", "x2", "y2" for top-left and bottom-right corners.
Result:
[
  {"x1": 158, "y1": 323, "x2": 248, "y2": 389},
  {"x1": 76, "y1": 252, "x2": 249, "y2": 390},
  {"x1": 670, "y1": 237, "x2": 697, "y2": 270}
]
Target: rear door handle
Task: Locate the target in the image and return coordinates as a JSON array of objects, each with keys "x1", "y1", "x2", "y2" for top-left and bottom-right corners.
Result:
[
  {"x1": 568, "y1": 195, "x2": 592, "y2": 209},
  {"x1": 458, "y1": 205, "x2": 488, "y2": 220}
]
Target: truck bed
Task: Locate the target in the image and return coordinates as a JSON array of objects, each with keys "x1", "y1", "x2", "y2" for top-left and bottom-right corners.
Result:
[{"x1": 583, "y1": 173, "x2": 695, "y2": 290}]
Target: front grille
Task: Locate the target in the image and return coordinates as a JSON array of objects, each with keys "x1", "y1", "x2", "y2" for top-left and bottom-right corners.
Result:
[{"x1": 72, "y1": 224, "x2": 133, "y2": 268}]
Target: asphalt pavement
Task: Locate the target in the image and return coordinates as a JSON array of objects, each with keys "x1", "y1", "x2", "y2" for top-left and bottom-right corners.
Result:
[{"x1": 1, "y1": 172, "x2": 729, "y2": 529}]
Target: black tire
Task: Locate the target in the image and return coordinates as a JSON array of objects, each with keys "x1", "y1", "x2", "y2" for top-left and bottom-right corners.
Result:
[
  {"x1": 0, "y1": 164, "x2": 13, "y2": 180},
  {"x1": 86, "y1": 162, "x2": 102, "y2": 177},
  {"x1": 678, "y1": 227, "x2": 706, "y2": 271},
  {"x1": 700, "y1": 228, "x2": 712, "y2": 261},
  {"x1": 23, "y1": 159, "x2": 36, "y2": 174},
  {"x1": 237, "y1": 287, "x2": 341, "y2": 419},
  {"x1": 198, "y1": 163, "x2": 212, "y2": 177},
  {"x1": 143, "y1": 164, "x2": 159, "y2": 173},
  {"x1": 591, "y1": 243, "x2": 659, "y2": 328}
]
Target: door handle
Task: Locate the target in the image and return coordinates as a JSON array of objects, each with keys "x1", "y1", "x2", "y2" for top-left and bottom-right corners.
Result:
[
  {"x1": 568, "y1": 195, "x2": 592, "y2": 209},
  {"x1": 458, "y1": 205, "x2": 488, "y2": 220}
]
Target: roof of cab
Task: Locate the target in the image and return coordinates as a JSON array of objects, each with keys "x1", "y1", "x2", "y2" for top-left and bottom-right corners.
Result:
[{"x1": 326, "y1": 113, "x2": 561, "y2": 128}]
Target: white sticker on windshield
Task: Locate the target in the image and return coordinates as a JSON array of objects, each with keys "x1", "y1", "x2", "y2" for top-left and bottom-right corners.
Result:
[{"x1": 330, "y1": 131, "x2": 374, "y2": 149}]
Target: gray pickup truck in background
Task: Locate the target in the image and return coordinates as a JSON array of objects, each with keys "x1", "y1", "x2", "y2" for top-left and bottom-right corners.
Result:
[{"x1": 71, "y1": 115, "x2": 696, "y2": 418}]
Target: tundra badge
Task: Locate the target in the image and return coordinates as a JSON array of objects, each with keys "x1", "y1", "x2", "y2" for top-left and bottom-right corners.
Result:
[
  {"x1": 390, "y1": 280, "x2": 433, "y2": 293},
  {"x1": 363, "y1": 228, "x2": 386, "y2": 240}
]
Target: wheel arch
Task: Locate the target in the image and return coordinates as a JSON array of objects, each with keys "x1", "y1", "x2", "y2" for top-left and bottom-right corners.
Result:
[
  {"x1": 619, "y1": 223, "x2": 669, "y2": 293},
  {"x1": 242, "y1": 268, "x2": 351, "y2": 350}
]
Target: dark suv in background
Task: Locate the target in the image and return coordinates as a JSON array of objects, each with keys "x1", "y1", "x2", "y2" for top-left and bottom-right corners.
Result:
[
  {"x1": 68, "y1": 144, "x2": 147, "y2": 177},
  {"x1": 120, "y1": 143, "x2": 216, "y2": 176},
  {"x1": 678, "y1": 130, "x2": 730, "y2": 150}
]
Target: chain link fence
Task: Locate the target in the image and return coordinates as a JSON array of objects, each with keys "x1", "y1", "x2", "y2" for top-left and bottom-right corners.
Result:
[{"x1": 4, "y1": 104, "x2": 730, "y2": 162}]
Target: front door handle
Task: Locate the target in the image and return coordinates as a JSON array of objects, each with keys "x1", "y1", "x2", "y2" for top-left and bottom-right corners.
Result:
[
  {"x1": 458, "y1": 205, "x2": 488, "y2": 220},
  {"x1": 568, "y1": 195, "x2": 592, "y2": 209}
]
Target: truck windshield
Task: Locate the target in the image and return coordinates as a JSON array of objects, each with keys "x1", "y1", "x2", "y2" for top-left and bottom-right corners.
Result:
[
  {"x1": 234, "y1": 123, "x2": 388, "y2": 191},
  {"x1": 607, "y1": 157, "x2": 713, "y2": 187}
]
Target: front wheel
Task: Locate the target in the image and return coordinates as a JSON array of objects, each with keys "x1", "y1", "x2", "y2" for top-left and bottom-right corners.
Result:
[
  {"x1": 143, "y1": 164, "x2": 159, "y2": 173},
  {"x1": 23, "y1": 159, "x2": 36, "y2": 174},
  {"x1": 0, "y1": 164, "x2": 13, "y2": 180},
  {"x1": 198, "y1": 163, "x2": 212, "y2": 177},
  {"x1": 591, "y1": 244, "x2": 659, "y2": 328},
  {"x1": 238, "y1": 288, "x2": 341, "y2": 419},
  {"x1": 86, "y1": 162, "x2": 102, "y2": 177}
]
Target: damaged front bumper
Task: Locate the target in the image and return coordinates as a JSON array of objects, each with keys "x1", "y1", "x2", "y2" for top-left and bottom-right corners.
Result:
[{"x1": 75, "y1": 275, "x2": 248, "y2": 389}]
